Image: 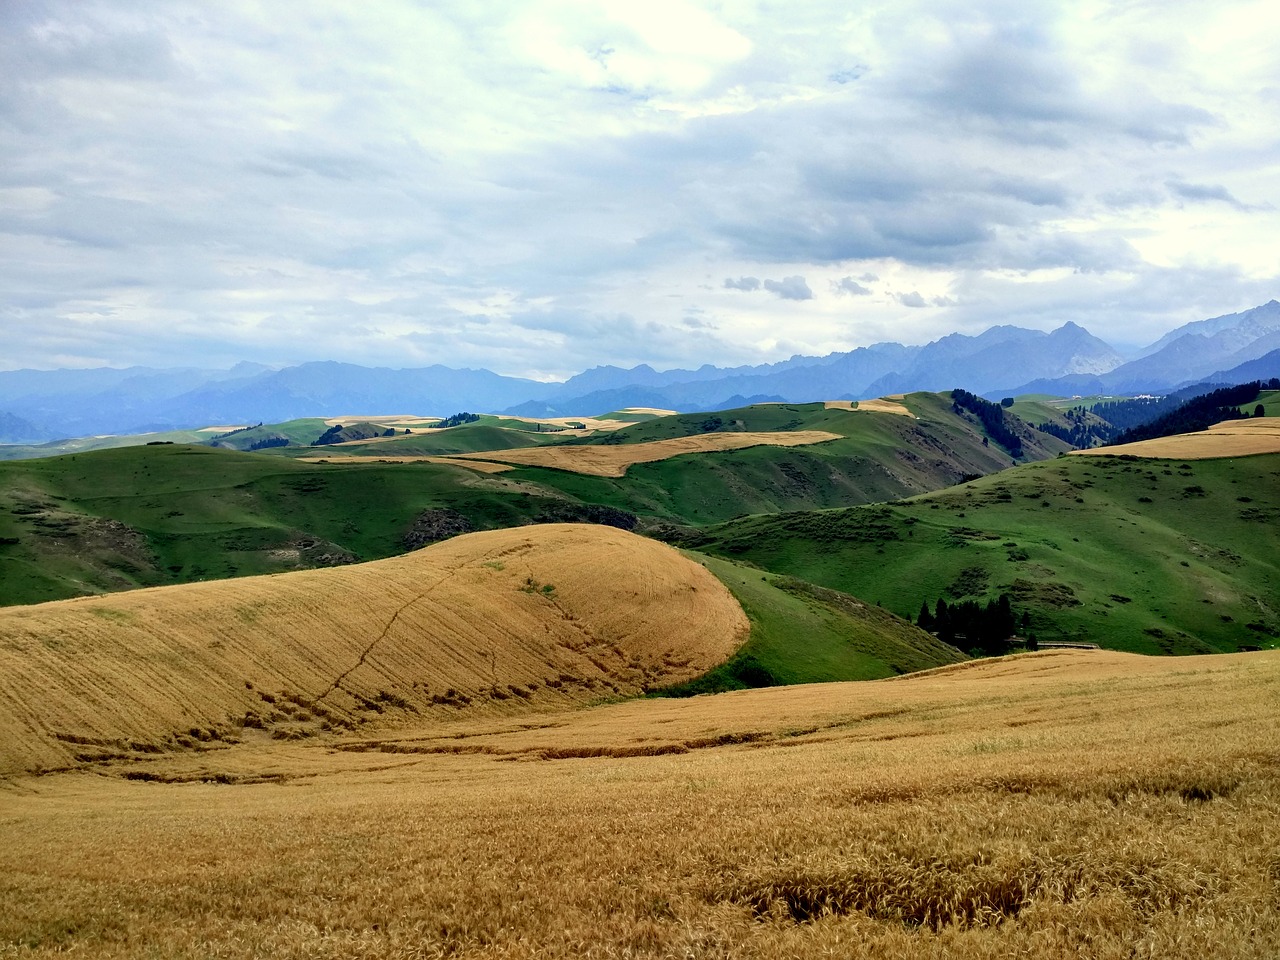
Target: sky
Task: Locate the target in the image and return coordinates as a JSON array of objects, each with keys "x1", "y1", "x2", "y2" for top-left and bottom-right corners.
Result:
[{"x1": 2, "y1": 0, "x2": 1279, "y2": 380}]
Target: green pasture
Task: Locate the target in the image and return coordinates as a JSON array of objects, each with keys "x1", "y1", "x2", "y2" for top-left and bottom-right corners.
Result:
[
  {"x1": 657, "y1": 554, "x2": 966, "y2": 694},
  {"x1": 697, "y1": 453, "x2": 1280, "y2": 655}
]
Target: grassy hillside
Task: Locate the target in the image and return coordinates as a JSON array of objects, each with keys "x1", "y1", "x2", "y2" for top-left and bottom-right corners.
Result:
[
  {"x1": 3, "y1": 649, "x2": 1277, "y2": 957},
  {"x1": 485, "y1": 394, "x2": 1070, "y2": 525},
  {"x1": 0, "y1": 445, "x2": 585, "y2": 605},
  {"x1": 693, "y1": 452, "x2": 1280, "y2": 654},
  {"x1": 289, "y1": 423, "x2": 554, "y2": 457},
  {"x1": 578, "y1": 401, "x2": 859, "y2": 443},
  {"x1": 0, "y1": 524, "x2": 748, "y2": 777},
  {"x1": 576, "y1": 396, "x2": 1063, "y2": 457},
  {"x1": 208, "y1": 418, "x2": 331, "y2": 449},
  {"x1": 659, "y1": 555, "x2": 965, "y2": 695},
  {"x1": 0, "y1": 394, "x2": 1072, "y2": 607},
  {"x1": 1237, "y1": 387, "x2": 1279, "y2": 415}
]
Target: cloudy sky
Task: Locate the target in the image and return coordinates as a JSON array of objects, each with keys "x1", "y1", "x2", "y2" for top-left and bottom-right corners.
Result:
[{"x1": 3, "y1": 1, "x2": 1278, "y2": 379}]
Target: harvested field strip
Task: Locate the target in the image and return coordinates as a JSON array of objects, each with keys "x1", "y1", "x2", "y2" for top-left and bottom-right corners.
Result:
[
  {"x1": 1073, "y1": 416, "x2": 1280, "y2": 459},
  {"x1": 323, "y1": 415, "x2": 440, "y2": 426},
  {"x1": 1, "y1": 651, "x2": 1277, "y2": 958},
  {"x1": 824, "y1": 398, "x2": 916, "y2": 417},
  {"x1": 452, "y1": 430, "x2": 843, "y2": 477},
  {"x1": 0, "y1": 524, "x2": 747, "y2": 777}
]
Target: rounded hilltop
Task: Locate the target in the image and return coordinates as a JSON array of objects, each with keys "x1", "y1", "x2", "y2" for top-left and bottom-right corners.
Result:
[{"x1": 0, "y1": 523, "x2": 747, "y2": 777}]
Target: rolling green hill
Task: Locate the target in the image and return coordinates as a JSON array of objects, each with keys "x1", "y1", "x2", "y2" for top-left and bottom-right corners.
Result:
[
  {"x1": 285, "y1": 423, "x2": 555, "y2": 457},
  {"x1": 0, "y1": 393, "x2": 1073, "y2": 607},
  {"x1": 494, "y1": 394, "x2": 1075, "y2": 527},
  {"x1": 0, "y1": 445, "x2": 583, "y2": 605},
  {"x1": 491, "y1": 395, "x2": 1069, "y2": 525},
  {"x1": 659, "y1": 554, "x2": 966, "y2": 694},
  {"x1": 689, "y1": 452, "x2": 1280, "y2": 655}
]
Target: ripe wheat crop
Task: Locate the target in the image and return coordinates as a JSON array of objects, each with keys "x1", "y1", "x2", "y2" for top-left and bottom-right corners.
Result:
[
  {"x1": 1073, "y1": 416, "x2": 1280, "y2": 459},
  {"x1": 452, "y1": 430, "x2": 842, "y2": 477},
  {"x1": 0, "y1": 524, "x2": 746, "y2": 777},
  {"x1": 825, "y1": 398, "x2": 916, "y2": 417},
  {"x1": 1, "y1": 649, "x2": 1277, "y2": 958}
]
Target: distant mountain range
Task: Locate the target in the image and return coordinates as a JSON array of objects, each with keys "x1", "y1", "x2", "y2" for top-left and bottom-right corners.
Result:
[{"x1": 2, "y1": 301, "x2": 1277, "y2": 442}]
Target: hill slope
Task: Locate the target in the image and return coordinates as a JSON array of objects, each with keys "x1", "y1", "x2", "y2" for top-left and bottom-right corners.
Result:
[
  {"x1": 0, "y1": 524, "x2": 748, "y2": 777},
  {"x1": 692, "y1": 452, "x2": 1280, "y2": 654},
  {"x1": 0, "y1": 396, "x2": 1071, "y2": 606}
]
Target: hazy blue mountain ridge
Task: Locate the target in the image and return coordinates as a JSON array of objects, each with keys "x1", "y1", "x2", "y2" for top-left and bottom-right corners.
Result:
[
  {"x1": 1000, "y1": 300, "x2": 1280, "y2": 396},
  {"x1": 3, "y1": 303, "x2": 1278, "y2": 440}
]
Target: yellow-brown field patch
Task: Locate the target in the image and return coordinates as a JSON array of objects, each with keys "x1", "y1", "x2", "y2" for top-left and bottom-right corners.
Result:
[
  {"x1": 323, "y1": 415, "x2": 441, "y2": 426},
  {"x1": 1072, "y1": 416, "x2": 1280, "y2": 459},
  {"x1": 0, "y1": 524, "x2": 746, "y2": 778},
  {"x1": 1, "y1": 650, "x2": 1277, "y2": 958},
  {"x1": 824, "y1": 398, "x2": 916, "y2": 417},
  {"x1": 454, "y1": 430, "x2": 842, "y2": 477},
  {"x1": 485, "y1": 414, "x2": 652, "y2": 434}
]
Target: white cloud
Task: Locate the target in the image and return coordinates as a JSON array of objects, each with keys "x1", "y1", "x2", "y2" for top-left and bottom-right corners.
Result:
[
  {"x1": 833, "y1": 277, "x2": 872, "y2": 295},
  {"x1": 763, "y1": 276, "x2": 813, "y2": 301}
]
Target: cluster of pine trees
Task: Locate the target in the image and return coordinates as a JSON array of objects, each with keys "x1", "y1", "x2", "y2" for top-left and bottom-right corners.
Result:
[
  {"x1": 950, "y1": 389, "x2": 1024, "y2": 457},
  {"x1": 430, "y1": 411, "x2": 482, "y2": 429},
  {"x1": 917, "y1": 594, "x2": 1022, "y2": 657},
  {"x1": 1035, "y1": 407, "x2": 1119, "y2": 448}
]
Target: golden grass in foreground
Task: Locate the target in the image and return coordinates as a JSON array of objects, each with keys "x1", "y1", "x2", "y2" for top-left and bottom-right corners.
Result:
[
  {"x1": 454, "y1": 430, "x2": 842, "y2": 477},
  {"x1": 824, "y1": 398, "x2": 916, "y2": 417},
  {"x1": 1, "y1": 650, "x2": 1277, "y2": 959},
  {"x1": 0, "y1": 525, "x2": 746, "y2": 778},
  {"x1": 1072, "y1": 416, "x2": 1280, "y2": 459}
]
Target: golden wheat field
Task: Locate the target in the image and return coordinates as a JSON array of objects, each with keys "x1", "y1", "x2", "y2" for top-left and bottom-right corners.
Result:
[
  {"x1": 1072, "y1": 416, "x2": 1280, "y2": 459},
  {"x1": 0, "y1": 525, "x2": 746, "y2": 779},
  {"x1": 486, "y1": 414, "x2": 661, "y2": 434},
  {"x1": 1, "y1": 649, "x2": 1278, "y2": 959},
  {"x1": 323, "y1": 416, "x2": 442, "y2": 427},
  {"x1": 824, "y1": 398, "x2": 916, "y2": 417},
  {"x1": 454, "y1": 430, "x2": 842, "y2": 477}
]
